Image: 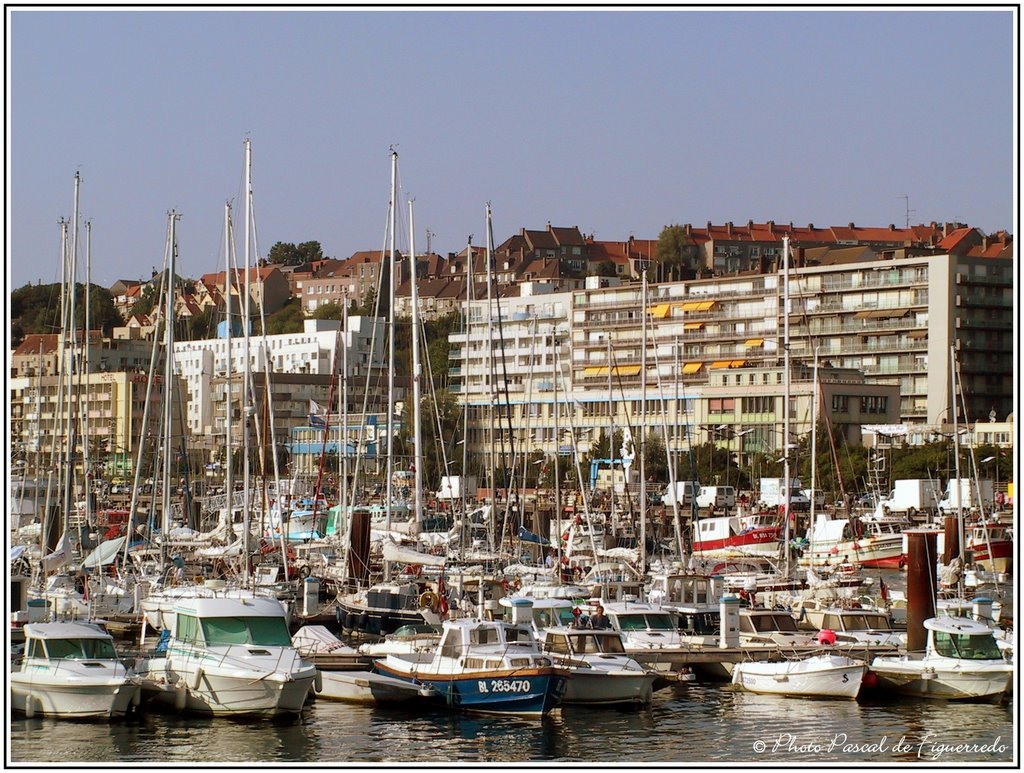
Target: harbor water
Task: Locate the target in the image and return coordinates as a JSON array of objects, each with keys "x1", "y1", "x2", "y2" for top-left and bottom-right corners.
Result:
[
  {"x1": 9, "y1": 685, "x2": 1014, "y2": 764},
  {"x1": 9, "y1": 571, "x2": 1016, "y2": 765}
]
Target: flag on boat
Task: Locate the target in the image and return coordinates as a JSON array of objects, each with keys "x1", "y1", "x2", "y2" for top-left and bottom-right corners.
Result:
[{"x1": 309, "y1": 399, "x2": 327, "y2": 428}]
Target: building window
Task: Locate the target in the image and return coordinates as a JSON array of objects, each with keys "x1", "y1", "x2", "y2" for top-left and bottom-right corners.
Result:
[{"x1": 832, "y1": 395, "x2": 849, "y2": 412}]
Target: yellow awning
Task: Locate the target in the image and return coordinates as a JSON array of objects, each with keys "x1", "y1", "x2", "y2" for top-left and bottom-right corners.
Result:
[
  {"x1": 730, "y1": 359, "x2": 747, "y2": 368},
  {"x1": 583, "y1": 366, "x2": 609, "y2": 377},
  {"x1": 683, "y1": 322, "x2": 704, "y2": 330},
  {"x1": 682, "y1": 362, "x2": 703, "y2": 374},
  {"x1": 907, "y1": 328, "x2": 928, "y2": 339},
  {"x1": 681, "y1": 301, "x2": 703, "y2": 312},
  {"x1": 612, "y1": 364, "x2": 641, "y2": 377},
  {"x1": 648, "y1": 304, "x2": 671, "y2": 319},
  {"x1": 709, "y1": 360, "x2": 733, "y2": 369},
  {"x1": 743, "y1": 338, "x2": 764, "y2": 347}
]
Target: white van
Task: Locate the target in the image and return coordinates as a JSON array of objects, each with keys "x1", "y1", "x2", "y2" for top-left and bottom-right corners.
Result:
[
  {"x1": 696, "y1": 485, "x2": 737, "y2": 512},
  {"x1": 662, "y1": 481, "x2": 699, "y2": 508}
]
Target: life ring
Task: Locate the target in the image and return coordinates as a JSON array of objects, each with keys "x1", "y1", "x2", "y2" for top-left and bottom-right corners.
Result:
[{"x1": 419, "y1": 591, "x2": 439, "y2": 611}]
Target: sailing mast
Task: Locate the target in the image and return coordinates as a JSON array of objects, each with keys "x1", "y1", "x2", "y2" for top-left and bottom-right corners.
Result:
[
  {"x1": 223, "y1": 202, "x2": 234, "y2": 535},
  {"x1": 383, "y1": 148, "x2": 398, "y2": 583},
  {"x1": 160, "y1": 212, "x2": 180, "y2": 557},
  {"x1": 638, "y1": 270, "x2": 648, "y2": 576},
  {"x1": 408, "y1": 200, "x2": 425, "y2": 530},
  {"x1": 781, "y1": 235, "x2": 792, "y2": 577},
  {"x1": 242, "y1": 138, "x2": 253, "y2": 579},
  {"x1": 950, "y1": 345, "x2": 965, "y2": 599}
]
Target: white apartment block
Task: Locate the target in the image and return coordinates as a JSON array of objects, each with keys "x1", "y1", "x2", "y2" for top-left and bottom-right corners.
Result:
[
  {"x1": 448, "y1": 250, "x2": 1010, "y2": 471},
  {"x1": 172, "y1": 317, "x2": 385, "y2": 437}
]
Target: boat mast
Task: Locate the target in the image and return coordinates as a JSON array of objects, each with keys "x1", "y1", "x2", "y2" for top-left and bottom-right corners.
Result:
[
  {"x1": 384, "y1": 148, "x2": 397, "y2": 582},
  {"x1": 809, "y1": 345, "x2": 819, "y2": 562},
  {"x1": 242, "y1": 138, "x2": 253, "y2": 579},
  {"x1": 63, "y1": 174, "x2": 81, "y2": 542},
  {"x1": 950, "y1": 345, "x2": 964, "y2": 599},
  {"x1": 223, "y1": 202, "x2": 234, "y2": 535},
  {"x1": 782, "y1": 235, "x2": 792, "y2": 577},
  {"x1": 83, "y1": 219, "x2": 92, "y2": 535},
  {"x1": 161, "y1": 212, "x2": 179, "y2": 549},
  {"x1": 639, "y1": 270, "x2": 648, "y2": 576},
  {"x1": 485, "y1": 204, "x2": 496, "y2": 552},
  {"x1": 408, "y1": 200, "x2": 424, "y2": 529}
]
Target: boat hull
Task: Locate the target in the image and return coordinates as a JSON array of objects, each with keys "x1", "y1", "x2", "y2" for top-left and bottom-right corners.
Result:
[
  {"x1": 313, "y1": 669, "x2": 424, "y2": 705},
  {"x1": 869, "y1": 659, "x2": 1012, "y2": 701},
  {"x1": 375, "y1": 661, "x2": 566, "y2": 716},
  {"x1": 561, "y1": 669, "x2": 656, "y2": 705},
  {"x1": 693, "y1": 527, "x2": 781, "y2": 558},
  {"x1": 10, "y1": 673, "x2": 140, "y2": 719},
  {"x1": 731, "y1": 656, "x2": 865, "y2": 699}
]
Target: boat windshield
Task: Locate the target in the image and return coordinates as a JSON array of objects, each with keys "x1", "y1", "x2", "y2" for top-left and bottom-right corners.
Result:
[
  {"x1": 42, "y1": 637, "x2": 117, "y2": 660},
  {"x1": 567, "y1": 633, "x2": 626, "y2": 654},
  {"x1": 933, "y1": 631, "x2": 1003, "y2": 660},
  {"x1": 617, "y1": 613, "x2": 676, "y2": 632},
  {"x1": 747, "y1": 613, "x2": 799, "y2": 633},
  {"x1": 200, "y1": 616, "x2": 292, "y2": 647},
  {"x1": 858, "y1": 613, "x2": 892, "y2": 631}
]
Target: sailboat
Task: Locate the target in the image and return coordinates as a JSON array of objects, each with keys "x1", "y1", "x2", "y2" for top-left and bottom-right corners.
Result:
[{"x1": 334, "y1": 150, "x2": 446, "y2": 636}]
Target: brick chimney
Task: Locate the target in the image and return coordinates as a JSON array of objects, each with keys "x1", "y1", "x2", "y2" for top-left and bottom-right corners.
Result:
[
  {"x1": 706, "y1": 221, "x2": 712, "y2": 232},
  {"x1": 684, "y1": 223, "x2": 692, "y2": 236},
  {"x1": 726, "y1": 221, "x2": 733, "y2": 236},
  {"x1": 848, "y1": 222, "x2": 855, "y2": 229}
]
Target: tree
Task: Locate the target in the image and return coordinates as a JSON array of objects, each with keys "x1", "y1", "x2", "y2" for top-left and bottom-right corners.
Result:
[
  {"x1": 266, "y1": 241, "x2": 324, "y2": 267},
  {"x1": 263, "y1": 298, "x2": 305, "y2": 335},
  {"x1": 590, "y1": 259, "x2": 618, "y2": 278},
  {"x1": 312, "y1": 302, "x2": 344, "y2": 321},
  {"x1": 10, "y1": 282, "x2": 122, "y2": 345},
  {"x1": 655, "y1": 224, "x2": 693, "y2": 283}
]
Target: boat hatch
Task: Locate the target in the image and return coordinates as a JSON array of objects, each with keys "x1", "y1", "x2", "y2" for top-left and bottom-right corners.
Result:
[
  {"x1": 248, "y1": 649, "x2": 272, "y2": 656},
  {"x1": 81, "y1": 662, "x2": 107, "y2": 668}
]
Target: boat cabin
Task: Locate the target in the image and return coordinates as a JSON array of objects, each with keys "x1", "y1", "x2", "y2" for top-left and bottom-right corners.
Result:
[
  {"x1": 21, "y1": 622, "x2": 119, "y2": 664},
  {"x1": 926, "y1": 617, "x2": 1004, "y2": 661},
  {"x1": 542, "y1": 628, "x2": 628, "y2": 659},
  {"x1": 170, "y1": 597, "x2": 293, "y2": 648}
]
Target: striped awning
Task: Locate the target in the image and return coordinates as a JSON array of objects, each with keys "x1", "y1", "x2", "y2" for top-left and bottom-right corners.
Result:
[{"x1": 612, "y1": 364, "x2": 641, "y2": 377}]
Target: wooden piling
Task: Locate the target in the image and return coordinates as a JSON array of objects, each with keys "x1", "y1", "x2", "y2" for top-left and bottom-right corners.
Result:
[{"x1": 905, "y1": 529, "x2": 937, "y2": 652}]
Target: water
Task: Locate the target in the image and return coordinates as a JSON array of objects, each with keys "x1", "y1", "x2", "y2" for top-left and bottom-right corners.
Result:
[{"x1": 9, "y1": 686, "x2": 1014, "y2": 764}]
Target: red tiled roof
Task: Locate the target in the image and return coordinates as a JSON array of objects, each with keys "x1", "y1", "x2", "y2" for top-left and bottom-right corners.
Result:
[{"x1": 14, "y1": 333, "x2": 60, "y2": 356}]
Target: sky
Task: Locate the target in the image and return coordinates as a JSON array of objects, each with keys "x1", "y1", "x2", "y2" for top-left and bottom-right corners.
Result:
[{"x1": 7, "y1": 7, "x2": 1017, "y2": 289}]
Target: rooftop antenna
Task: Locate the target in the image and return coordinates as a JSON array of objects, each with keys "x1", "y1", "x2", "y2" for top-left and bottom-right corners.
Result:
[{"x1": 899, "y1": 194, "x2": 915, "y2": 229}]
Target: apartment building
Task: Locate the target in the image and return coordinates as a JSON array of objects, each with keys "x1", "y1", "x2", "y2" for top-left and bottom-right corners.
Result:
[
  {"x1": 172, "y1": 317, "x2": 385, "y2": 438},
  {"x1": 448, "y1": 243, "x2": 1009, "y2": 472}
]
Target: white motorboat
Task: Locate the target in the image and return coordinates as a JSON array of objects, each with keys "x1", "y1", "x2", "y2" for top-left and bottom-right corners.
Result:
[
  {"x1": 739, "y1": 607, "x2": 818, "y2": 648},
  {"x1": 731, "y1": 652, "x2": 866, "y2": 699},
  {"x1": 869, "y1": 616, "x2": 1012, "y2": 701},
  {"x1": 799, "y1": 605, "x2": 904, "y2": 647},
  {"x1": 10, "y1": 622, "x2": 141, "y2": 719},
  {"x1": 538, "y1": 626, "x2": 659, "y2": 705},
  {"x1": 136, "y1": 596, "x2": 317, "y2": 716},
  {"x1": 509, "y1": 596, "x2": 659, "y2": 705},
  {"x1": 140, "y1": 579, "x2": 289, "y2": 632}
]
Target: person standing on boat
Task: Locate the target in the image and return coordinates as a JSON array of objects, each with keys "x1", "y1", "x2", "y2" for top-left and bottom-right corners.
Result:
[{"x1": 589, "y1": 604, "x2": 610, "y2": 630}]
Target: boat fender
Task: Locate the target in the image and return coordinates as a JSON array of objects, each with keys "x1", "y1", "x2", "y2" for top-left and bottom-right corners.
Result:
[
  {"x1": 24, "y1": 696, "x2": 35, "y2": 719},
  {"x1": 191, "y1": 667, "x2": 204, "y2": 690},
  {"x1": 419, "y1": 591, "x2": 439, "y2": 611},
  {"x1": 314, "y1": 670, "x2": 323, "y2": 693},
  {"x1": 174, "y1": 680, "x2": 187, "y2": 711}
]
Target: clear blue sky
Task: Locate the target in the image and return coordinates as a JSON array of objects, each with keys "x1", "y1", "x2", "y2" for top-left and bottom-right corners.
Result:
[{"x1": 8, "y1": 7, "x2": 1016, "y2": 289}]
